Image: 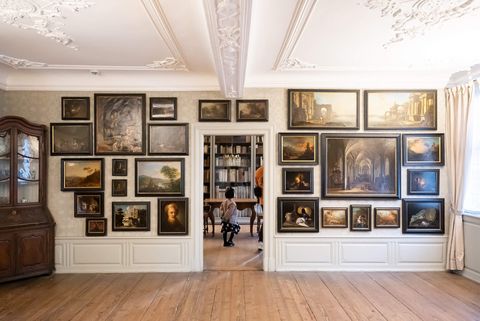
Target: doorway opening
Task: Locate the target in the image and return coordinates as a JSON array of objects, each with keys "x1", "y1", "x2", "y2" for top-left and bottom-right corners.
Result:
[{"x1": 203, "y1": 134, "x2": 264, "y2": 271}]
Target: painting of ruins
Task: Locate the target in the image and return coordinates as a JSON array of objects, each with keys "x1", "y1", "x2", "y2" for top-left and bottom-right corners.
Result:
[
  {"x1": 321, "y1": 134, "x2": 400, "y2": 198},
  {"x1": 365, "y1": 90, "x2": 437, "y2": 130},
  {"x1": 288, "y1": 89, "x2": 359, "y2": 129},
  {"x1": 278, "y1": 133, "x2": 318, "y2": 165}
]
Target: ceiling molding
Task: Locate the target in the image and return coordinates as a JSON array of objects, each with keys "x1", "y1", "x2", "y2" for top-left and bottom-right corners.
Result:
[
  {"x1": 146, "y1": 57, "x2": 187, "y2": 71},
  {"x1": 363, "y1": 0, "x2": 480, "y2": 46},
  {"x1": 0, "y1": 0, "x2": 94, "y2": 50},
  {"x1": 203, "y1": 0, "x2": 252, "y2": 98},
  {"x1": 141, "y1": 0, "x2": 189, "y2": 71},
  {"x1": 278, "y1": 57, "x2": 316, "y2": 70},
  {"x1": 273, "y1": 0, "x2": 317, "y2": 71},
  {"x1": 0, "y1": 54, "x2": 48, "y2": 69}
]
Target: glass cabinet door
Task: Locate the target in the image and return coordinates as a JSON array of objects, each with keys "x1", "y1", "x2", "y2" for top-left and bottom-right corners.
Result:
[
  {"x1": 0, "y1": 130, "x2": 10, "y2": 205},
  {"x1": 17, "y1": 131, "x2": 40, "y2": 204}
]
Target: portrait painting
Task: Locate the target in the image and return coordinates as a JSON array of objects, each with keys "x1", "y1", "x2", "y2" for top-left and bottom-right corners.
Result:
[
  {"x1": 288, "y1": 89, "x2": 359, "y2": 129},
  {"x1": 112, "y1": 159, "x2": 127, "y2": 176},
  {"x1": 158, "y1": 198, "x2": 188, "y2": 235},
  {"x1": 278, "y1": 133, "x2": 318, "y2": 165},
  {"x1": 148, "y1": 124, "x2": 189, "y2": 155},
  {"x1": 282, "y1": 168, "x2": 314, "y2": 194},
  {"x1": 150, "y1": 97, "x2": 177, "y2": 120},
  {"x1": 374, "y1": 207, "x2": 400, "y2": 228},
  {"x1": 198, "y1": 100, "x2": 231, "y2": 122},
  {"x1": 112, "y1": 179, "x2": 127, "y2": 197},
  {"x1": 112, "y1": 202, "x2": 150, "y2": 231},
  {"x1": 74, "y1": 192, "x2": 104, "y2": 217},
  {"x1": 86, "y1": 218, "x2": 107, "y2": 236},
  {"x1": 322, "y1": 134, "x2": 401, "y2": 199},
  {"x1": 277, "y1": 197, "x2": 319, "y2": 233},
  {"x1": 61, "y1": 158, "x2": 104, "y2": 191},
  {"x1": 135, "y1": 158, "x2": 185, "y2": 196},
  {"x1": 50, "y1": 123, "x2": 93, "y2": 155},
  {"x1": 321, "y1": 207, "x2": 348, "y2": 228},
  {"x1": 365, "y1": 90, "x2": 437, "y2": 130},
  {"x1": 94, "y1": 93, "x2": 146, "y2": 155},
  {"x1": 236, "y1": 99, "x2": 268, "y2": 122},
  {"x1": 350, "y1": 205, "x2": 372, "y2": 231},
  {"x1": 402, "y1": 199, "x2": 444, "y2": 234},
  {"x1": 403, "y1": 134, "x2": 444, "y2": 166},
  {"x1": 62, "y1": 97, "x2": 90, "y2": 120},
  {"x1": 407, "y1": 169, "x2": 439, "y2": 195}
]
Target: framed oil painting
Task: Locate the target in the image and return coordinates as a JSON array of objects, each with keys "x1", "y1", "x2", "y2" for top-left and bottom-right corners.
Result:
[
  {"x1": 61, "y1": 158, "x2": 104, "y2": 191},
  {"x1": 321, "y1": 207, "x2": 348, "y2": 228},
  {"x1": 282, "y1": 167, "x2": 313, "y2": 194},
  {"x1": 148, "y1": 123, "x2": 189, "y2": 155},
  {"x1": 158, "y1": 198, "x2": 188, "y2": 235},
  {"x1": 402, "y1": 198, "x2": 445, "y2": 234},
  {"x1": 112, "y1": 201, "x2": 150, "y2": 231},
  {"x1": 135, "y1": 158, "x2": 185, "y2": 196},
  {"x1": 74, "y1": 192, "x2": 104, "y2": 217},
  {"x1": 374, "y1": 207, "x2": 400, "y2": 228},
  {"x1": 236, "y1": 99, "x2": 268, "y2": 122},
  {"x1": 112, "y1": 179, "x2": 127, "y2": 197},
  {"x1": 112, "y1": 159, "x2": 127, "y2": 176},
  {"x1": 278, "y1": 133, "x2": 318, "y2": 165},
  {"x1": 288, "y1": 89, "x2": 359, "y2": 129},
  {"x1": 407, "y1": 169, "x2": 440, "y2": 195},
  {"x1": 350, "y1": 205, "x2": 372, "y2": 231},
  {"x1": 403, "y1": 134, "x2": 444, "y2": 166},
  {"x1": 321, "y1": 134, "x2": 401, "y2": 199},
  {"x1": 198, "y1": 100, "x2": 231, "y2": 122},
  {"x1": 277, "y1": 197, "x2": 319, "y2": 233},
  {"x1": 94, "y1": 93, "x2": 146, "y2": 155},
  {"x1": 50, "y1": 123, "x2": 93, "y2": 155},
  {"x1": 364, "y1": 90, "x2": 437, "y2": 130},
  {"x1": 149, "y1": 97, "x2": 177, "y2": 120},
  {"x1": 86, "y1": 218, "x2": 107, "y2": 237},
  {"x1": 62, "y1": 97, "x2": 90, "y2": 120}
]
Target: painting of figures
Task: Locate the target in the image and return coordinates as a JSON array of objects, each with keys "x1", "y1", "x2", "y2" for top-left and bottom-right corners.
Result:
[
  {"x1": 277, "y1": 197, "x2": 319, "y2": 233},
  {"x1": 135, "y1": 159, "x2": 185, "y2": 196},
  {"x1": 51, "y1": 123, "x2": 92, "y2": 155},
  {"x1": 322, "y1": 134, "x2": 400, "y2": 198},
  {"x1": 278, "y1": 133, "x2": 318, "y2": 165}
]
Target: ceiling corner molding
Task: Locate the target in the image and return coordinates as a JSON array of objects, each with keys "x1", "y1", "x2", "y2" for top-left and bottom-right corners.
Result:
[
  {"x1": 0, "y1": 0, "x2": 94, "y2": 50},
  {"x1": 278, "y1": 57, "x2": 316, "y2": 71},
  {"x1": 203, "y1": 0, "x2": 252, "y2": 98},
  {"x1": 0, "y1": 54, "x2": 48, "y2": 69},
  {"x1": 146, "y1": 57, "x2": 188, "y2": 71},
  {"x1": 141, "y1": 0, "x2": 189, "y2": 71},
  {"x1": 273, "y1": 0, "x2": 317, "y2": 71}
]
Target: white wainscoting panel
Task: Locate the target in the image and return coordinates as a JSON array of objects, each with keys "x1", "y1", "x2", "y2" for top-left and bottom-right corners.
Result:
[
  {"x1": 397, "y1": 242, "x2": 444, "y2": 264},
  {"x1": 284, "y1": 242, "x2": 333, "y2": 264},
  {"x1": 463, "y1": 215, "x2": 480, "y2": 283},
  {"x1": 341, "y1": 242, "x2": 389, "y2": 264}
]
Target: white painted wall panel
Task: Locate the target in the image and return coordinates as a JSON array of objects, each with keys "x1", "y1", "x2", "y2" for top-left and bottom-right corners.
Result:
[
  {"x1": 285, "y1": 242, "x2": 332, "y2": 263},
  {"x1": 132, "y1": 244, "x2": 182, "y2": 265},
  {"x1": 341, "y1": 243, "x2": 388, "y2": 264},
  {"x1": 72, "y1": 243, "x2": 123, "y2": 265},
  {"x1": 397, "y1": 243, "x2": 444, "y2": 263},
  {"x1": 464, "y1": 216, "x2": 480, "y2": 283}
]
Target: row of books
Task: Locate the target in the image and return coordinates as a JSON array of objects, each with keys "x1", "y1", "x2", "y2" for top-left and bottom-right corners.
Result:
[{"x1": 215, "y1": 168, "x2": 251, "y2": 182}]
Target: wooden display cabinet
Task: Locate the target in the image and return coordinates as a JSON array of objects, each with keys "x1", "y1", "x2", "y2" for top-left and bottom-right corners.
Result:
[{"x1": 0, "y1": 116, "x2": 55, "y2": 283}]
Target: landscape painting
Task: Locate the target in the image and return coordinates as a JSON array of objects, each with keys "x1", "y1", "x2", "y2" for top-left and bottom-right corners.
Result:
[
  {"x1": 278, "y1": 133, "x2": 318, "y2": 165},
  {"x1": 62, "y1": 97, "x2": 90, "y2": 120},
  {"x1": 236, "y1": 100, "x2": 268, "y2": 121},
  {"x1": 135, "y1": 159, "x2": 185, "y2": 196},
  {"x1": 112, "y1": 202, "x2": 150, "y2": 231},
  {"x1": 61, "y1": 158, "x2": 104, "y2": 191},
  {"x1": 403, "y1": 134, "x2": 444, "y2": 166},
  {"x1": 148, "y1": 124, "x2": 189, "y2": 155},
  {"x1": 198, "y1": 100, "x2": 231, "y2": 122},
  {"x1": 402, "y1": 199, "x2": 444, "y2": 234},
  {"x1": 150, "y1": 97, "x2": 177, "y2": 120},
  {"x1": 322, "y1": 134, "x2": 401, "y2": 198},
  {"x1": 321, "y1": 207, "x2": 348, "y2": 228},
  {"x1": 374, "y1": 208, "x2": 400, "y2": 228}
]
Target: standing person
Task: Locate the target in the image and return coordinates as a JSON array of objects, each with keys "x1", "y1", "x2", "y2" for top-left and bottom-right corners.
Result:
[
  {"x1": 220, "y1": 187, "x2": 240, "y2": 247},
  {"x1": 255, "y1": 166, "x2": 264, "y2": 251}
]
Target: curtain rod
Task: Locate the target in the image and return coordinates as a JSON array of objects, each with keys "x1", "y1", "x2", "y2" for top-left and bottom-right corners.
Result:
[{"x1": 446, "y1": 64, "x2": 480, "y2": 88}]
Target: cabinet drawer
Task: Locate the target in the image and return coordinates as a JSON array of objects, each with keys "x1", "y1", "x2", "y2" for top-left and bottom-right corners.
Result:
[{"x1": 16, "y1": 229, "x2": 50, "y2": 274}]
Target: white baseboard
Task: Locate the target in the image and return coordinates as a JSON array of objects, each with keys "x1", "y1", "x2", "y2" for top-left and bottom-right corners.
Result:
[{"x1": 462, "y1": 267, "x2": 480, "y2": 284}]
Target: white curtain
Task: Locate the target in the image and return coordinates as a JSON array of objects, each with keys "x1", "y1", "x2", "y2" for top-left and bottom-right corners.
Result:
[{"x1": 445, "y1": 82, "x2": 478, "y2": 270}]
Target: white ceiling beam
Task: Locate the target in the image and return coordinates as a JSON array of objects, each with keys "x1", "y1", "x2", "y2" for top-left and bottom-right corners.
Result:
[{"x1": 203, "y1": 0, "x2": 252, "y2": 98}]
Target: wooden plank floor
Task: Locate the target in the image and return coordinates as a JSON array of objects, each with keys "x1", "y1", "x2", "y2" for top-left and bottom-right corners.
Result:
[{"x1": 0, "y1": 272, "x2": 479, "y2": 321}]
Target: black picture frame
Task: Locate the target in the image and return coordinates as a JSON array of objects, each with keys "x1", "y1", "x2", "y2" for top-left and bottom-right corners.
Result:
[
  {"x1": 198, "y1": 100, "x2": 231, "y2": 122},
  {"x1": 277, "y1": 197, "x2": 319, "y2": 233},
  {"x1": 112, "y1": 201, "x2": 150, "y2": 231},
  {"x1": 374, "y1": 207, "x2": 400, "y2": 228},
  {"x1": 278, "y1": 132, "x2": 318, "y2": 165},
  {"x1": 407, "y1": 169, "x2": 440, "y2": 195},
  {"x1": 321, "y1": 207, "x2": 348, "y2": 228},
  {"x1": 149, "y1": 97, "x2": 177, "y2": 121},
  {"x1": 112, "y1": 179, "x2": 127, "y2": 197},
  {"x1": 364, "y1": 90, "x2": 437, "y2": 130},
  {"x1": 282, "y1": 167, "x2": 314, "y2": 194},
  {"x1": 288, "y1": 89, "x2": 360, "y2": 129},
  {"x1": 236, "y1": 99, "x2": 269, "y2": 122},
  {"x1": 350, "y1": 205, "x2": 372, "y2": 231},
  {"x1": 94, "y1": 93, "x2": 146, "y2": 155},
  {"x1": 321, "y1": 133, "x2": 401, "y2": 199},
  {"x1": 402, "y1": 198, "x2": 445, "y2": 234},
  {"x1": 62, "y1": 97, "x2": 90, "y2": 120},
  {"x1": 74, "y1": 192, "x2": 104, "y2": 217},
  {"x1": 158, "y1": 198, "x2": 189, "y2": 235},
  {"x1": 135, "y1": 158, "x2": 185, "y2": 196},
  {"x1": 50, "y1": 123, "x2": 93, "y2": 156},
  {"x1": 148, "y1": 123, "x2": 189, "y2": 155},
  {"x1": 85, "y1": 218, "x2": 107, "y2": 237},
  {"x1": 402, "y1": 134, "x2": 445, "y2": 166},
  {"x1": 61, "y1": 158, "x2": 104, "y2": 191},
  {"x1": 112, "y1": 159, "x2": 128, "y2": 176}
]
